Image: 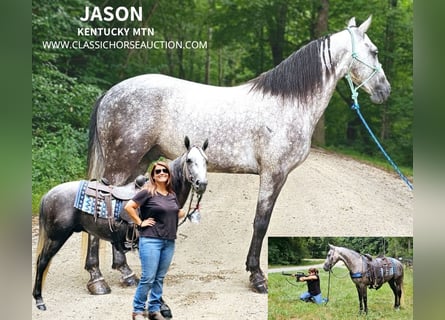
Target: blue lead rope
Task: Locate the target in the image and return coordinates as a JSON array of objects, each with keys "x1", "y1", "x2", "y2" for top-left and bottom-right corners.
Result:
[
  {"x1": 344, "y1": 28, "x2": 413, "y2": 191},
  {"x1": 351, "y1": 102, "x2": 413, "y2": 191}
]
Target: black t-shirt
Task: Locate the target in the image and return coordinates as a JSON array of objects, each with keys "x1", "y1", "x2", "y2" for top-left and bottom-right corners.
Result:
[
  {"x1": 307, "y1": 275, "x2": 321, "y2": 296},
  {"x1": 132, "y1": 189, "x2": 180, "y2": 240}
]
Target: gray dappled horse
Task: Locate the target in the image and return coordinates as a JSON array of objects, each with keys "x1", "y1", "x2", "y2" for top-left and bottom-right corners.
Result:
[
  {"x1": 33, "y1": 137, "x2": 208, "y2": 310},
  {"x1": 323, "y1": 244, "x2": 404, "y2": 314},
  {"x1": 87, "y1": 16, "x2": 390, "y2": 293}
]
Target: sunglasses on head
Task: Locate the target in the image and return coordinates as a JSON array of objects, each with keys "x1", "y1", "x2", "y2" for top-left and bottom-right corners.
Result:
[{"x1": 154, "y1": 168, "x2": 169, "y2": 175}]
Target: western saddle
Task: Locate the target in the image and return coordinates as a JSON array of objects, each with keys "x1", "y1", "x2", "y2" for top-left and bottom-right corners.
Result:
[{"x1": 363, "y1": 254, "x2": 394, "y2": 289}]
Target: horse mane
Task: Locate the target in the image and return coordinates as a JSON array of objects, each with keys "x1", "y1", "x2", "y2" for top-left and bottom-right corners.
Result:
[
  {"x1": 169, "y1": 155, "x2": 185, "y2": 194},
  {"x1": 249, "y1": 36, "x2": 334, "y2": 103}
]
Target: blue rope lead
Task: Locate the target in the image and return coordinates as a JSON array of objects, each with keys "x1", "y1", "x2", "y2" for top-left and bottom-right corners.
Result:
[{"x1": 351, "y1": 102, "x2": 413, "y2": 191}]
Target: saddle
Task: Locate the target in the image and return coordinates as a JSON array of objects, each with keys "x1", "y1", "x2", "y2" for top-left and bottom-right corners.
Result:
[
  {"x1": 84, "y1": 177, "x2": 147, "y2": 223},
  {"x1": 364, "y1": 255, "x2": 393, "y2": 290}
]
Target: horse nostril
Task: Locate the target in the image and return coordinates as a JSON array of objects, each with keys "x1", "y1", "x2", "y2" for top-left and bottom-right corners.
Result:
[{"x1": 196, "y1": 180, "x2": 208, "y2": 193}]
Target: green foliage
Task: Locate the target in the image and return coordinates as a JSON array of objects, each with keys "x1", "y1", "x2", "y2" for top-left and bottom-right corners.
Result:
[
  {"x1": 268, "y1": 266, "x2": 413, "y2": 319},
  {"x1": 32, "y1": 125, "x2": 89, "y2": 210},
  {"x1": 32, "y1": 67, "x2": 101, "y2": 134},
  {"x1": 269, "y1": 237, "x2": 308, "y2": 265}
]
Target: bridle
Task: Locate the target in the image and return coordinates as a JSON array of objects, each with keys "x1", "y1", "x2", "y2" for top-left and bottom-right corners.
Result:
[
  {"x1": 178, "y1": 145, "x2": 207, "y2": 227},
  {"x1": 181, "y1": 145, "x2": 208, "y2": 186},
  {"x1": 324, "y1": 248, "x2": 350, "y2": 305},
  {"x1": 344, "y1": 27, "x2": 382, "y2": 106}
]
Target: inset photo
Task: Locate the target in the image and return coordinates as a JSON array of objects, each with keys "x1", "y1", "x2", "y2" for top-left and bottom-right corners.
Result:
[{"x1": 268, "y1": 237, "x2": 413, "y2": 319}]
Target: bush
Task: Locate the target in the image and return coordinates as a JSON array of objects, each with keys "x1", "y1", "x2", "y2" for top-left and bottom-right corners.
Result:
[{"x1": 32, "y1": 125, "x2": 88, "y2": 213}]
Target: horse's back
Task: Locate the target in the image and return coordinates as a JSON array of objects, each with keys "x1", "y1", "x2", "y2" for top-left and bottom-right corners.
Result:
[{"x1": 101, "y1": 73, "x2": 254, "y2": 115}]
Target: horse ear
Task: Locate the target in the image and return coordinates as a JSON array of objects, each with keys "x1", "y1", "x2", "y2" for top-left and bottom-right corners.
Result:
[
  {"x1": 184, "y1": 136, "x2": 191, "y2": 150},
  {"x1": 358, "y1": 15, "x2": 372, "y2": 33},
  {"x1": 347, "y1": 17, "x2": 356, "y2": 28},
  {"x1": 203, "y1": 139, "x2": 209, "y2": 151},
  {"x1": 328, "y1": 243, "x2": 333, "y2": 249}
]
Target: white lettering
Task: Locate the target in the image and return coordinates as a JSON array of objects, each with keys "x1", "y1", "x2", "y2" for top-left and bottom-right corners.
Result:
[
  {"x1": 133, "y1": 28, "x2": 155, "y2": 36},
  {"x1": 80, "y1": 6, "x2": 143, "y2": 22}
]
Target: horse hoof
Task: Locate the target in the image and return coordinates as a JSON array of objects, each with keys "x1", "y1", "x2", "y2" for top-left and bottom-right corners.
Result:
[
  {"x1": 87, "y1": 279, "x2": 112, "y2": 295},
  {"x1": 249, "y1": 272, "x2": 268, "y2": 294},
  {"x1": 36, "y1": 303, "x2": 47, "y2": 311},
  {"x1": 121, "y1": 273, "x2": 139, "y2": 287}
]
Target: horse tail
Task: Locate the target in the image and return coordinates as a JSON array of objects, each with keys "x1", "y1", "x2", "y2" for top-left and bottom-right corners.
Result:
[
  {"x1": 87, "y1": 94, "x2": 105, "y2": 180},
  {"x1": 399, "y1": 259, "x2": 405, "y2": 306},
  {"x1": 36, "y1": 195, "x2": 51, "y2": 289},
  {"x1": 397, "y1": 269, "x2": 405, "y2": 307}
]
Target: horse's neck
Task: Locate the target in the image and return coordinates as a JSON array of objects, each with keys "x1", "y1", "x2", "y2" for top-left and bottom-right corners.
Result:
[
  {"x1": 297, "y1": 30, "x2": 353, "y2": 126},
  {"x1": 170, "y1": 156, "x2": 191, "y2": 207},
  {"x1": 337, "y1": 247, "x2": 364, "y2": 273},
  {"x1": 329, "y1": 29, "x2": 355, "y2": 79}
]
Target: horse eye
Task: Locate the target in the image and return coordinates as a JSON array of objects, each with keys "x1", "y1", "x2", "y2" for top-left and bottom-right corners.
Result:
[
  {"x1": 186, "y1": 158, "x2": 192, "y2": 163},
  {"x1": 373, "y1": 49, "x2": 378, "y2": 56}
]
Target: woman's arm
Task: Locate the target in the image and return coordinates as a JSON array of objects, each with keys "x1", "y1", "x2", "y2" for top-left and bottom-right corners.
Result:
[
  {"x1": 124, "y1": 200, "x2": 155, "y2": 228},
  {"x1": 300, "y1": 275, "x2": 318, "y2": 282}
]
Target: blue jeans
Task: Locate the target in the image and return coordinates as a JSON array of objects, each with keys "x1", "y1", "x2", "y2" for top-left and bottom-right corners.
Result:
[
  {"x1": 133, "y1": 237, "x2": 175, "y2": 313},
  {"x1": 300, "y1": 291, "x2": 324, "y2": 304}
]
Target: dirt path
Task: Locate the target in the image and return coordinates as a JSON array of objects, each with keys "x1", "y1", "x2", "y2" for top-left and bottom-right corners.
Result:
[{"x1": 31, "y1": 148, "x2": 413, "y2": 319}]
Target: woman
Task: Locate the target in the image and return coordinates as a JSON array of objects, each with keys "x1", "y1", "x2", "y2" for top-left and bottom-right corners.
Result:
[
  {"x1": 298, "y1": 267, "x2": 327, "y2": 304},
  {"x1": 125, "y1": 161, "x2": 185, "y2": 320}
]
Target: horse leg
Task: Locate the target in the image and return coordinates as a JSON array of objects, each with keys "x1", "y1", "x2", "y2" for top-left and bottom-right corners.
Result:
[
  {"x1": 111, "y1": 243, "x2": 139, "y2": 286},
  {"x1": 388, "y1": 278, "x2": 402, "y2": 310},
  {"x1": 363, "y1": 286, "x2": 368, "y2": 314},
  {"x1": 355, "y1": 284, "x2": 363, "y2": 313},
  {"x1": 246, "y1": 172, "x2": 287, "y2": 293},
  {"x1": 84, "y1": 234, "x2": 111, "y2": 294},
  {"x1": 33, "y1": 234, "x2": 72, "y2": 310}
]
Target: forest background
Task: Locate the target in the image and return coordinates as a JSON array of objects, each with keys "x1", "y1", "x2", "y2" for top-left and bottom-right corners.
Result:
[
  {"x1": 268, "y1": 237, "x2": 413, "y2": 266},
  {"x1": 31, "y1": 0, "x2": 413, "y2": 212}
]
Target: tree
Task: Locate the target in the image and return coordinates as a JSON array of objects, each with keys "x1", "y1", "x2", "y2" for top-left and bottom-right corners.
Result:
[
  {"x1": 311, "y1": 0, "x2": 330, "y2": 146},
  {"x1": 268, "y1": 237, "x2": 308, "y2": 265}
]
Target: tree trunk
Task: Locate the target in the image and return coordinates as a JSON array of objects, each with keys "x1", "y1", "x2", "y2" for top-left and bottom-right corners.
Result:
[
  {"x1": 381, "y1": 0, "x2": 398, "y2": 140},
  {"x1": 312, "y1": 0, "x2": 329, "y2": 146},
  {"x1": 267, "y1": 2, "x2": 288, "y2": 66},
  {"x1": 205, "y1": 27, "x2": 212, "y2": 84}
]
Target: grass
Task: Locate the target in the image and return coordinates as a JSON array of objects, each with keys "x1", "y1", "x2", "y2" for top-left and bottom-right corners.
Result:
[
  {"x1": 268, "y1": 266, "x2": 413, "y2": 320},
  {"x1": 322, "y1": 146, "x2": 413, "y2": 178}
]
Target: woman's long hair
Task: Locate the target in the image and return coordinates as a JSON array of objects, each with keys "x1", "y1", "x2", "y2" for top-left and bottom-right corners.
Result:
[{"x1": 146, "y1": 161, "x2": 175, "y2": 196}]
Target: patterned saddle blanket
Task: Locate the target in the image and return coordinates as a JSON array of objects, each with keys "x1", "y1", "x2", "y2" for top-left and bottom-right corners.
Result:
[{"x1": 74, "y1": 179, "x2": 143, "y2": 220}]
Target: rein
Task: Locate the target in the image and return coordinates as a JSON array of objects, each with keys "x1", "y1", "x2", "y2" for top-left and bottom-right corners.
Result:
[
  {"x1": 178, "y1": 189, "x2": 203, "y2": 227},
  {"x1": 345, "y1": 28, "x2": 413, "y2": 191},
  {"x1": 284, "y1": 277, "x2": 300, "y2": 287}
]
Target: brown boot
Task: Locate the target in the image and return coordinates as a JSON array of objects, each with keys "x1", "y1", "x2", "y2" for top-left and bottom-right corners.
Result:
[{"x1": 148, "y1": 311, "x2": 166, "y2": 320}]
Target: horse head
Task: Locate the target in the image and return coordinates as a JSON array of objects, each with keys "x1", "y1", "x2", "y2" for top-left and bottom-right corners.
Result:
[
  {"x1": 345, "y1": 16, "x2": 391, "y2": 104},
  {"x1": 183, "y1": 136, "x2": 209, "y2": 194},
  {"x1": 323, "y1": 244, "x2": 340, "y2": 271}
]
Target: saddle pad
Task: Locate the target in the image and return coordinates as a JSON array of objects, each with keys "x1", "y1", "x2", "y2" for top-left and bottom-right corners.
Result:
[{"x1": 74, "y1": 180, "x2": 123, "y2": 220}]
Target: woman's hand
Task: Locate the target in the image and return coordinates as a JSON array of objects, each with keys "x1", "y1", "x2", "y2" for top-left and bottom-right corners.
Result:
[{"x1": 140, "y1": 218, "x2": 156, "y2": 228}]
